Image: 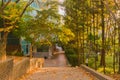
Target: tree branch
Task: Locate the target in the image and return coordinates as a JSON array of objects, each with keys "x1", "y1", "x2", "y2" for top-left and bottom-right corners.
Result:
[
  {"x1": 15, "y1": 0, "x2": 20, "y2": 3},
  {"x1": 0, "y1": 0, "x2": 11, "y2": 14},
  {"x1": 19, "y1": 0, "x2": 34, "y2": 17},
  {"x1": 103, "y1": 1, "x2": 117, "y2": 22},
  {"x1": 113, "y1": 0, "x2": 120, "y2": 10},
  {"x1": 1, "y1": 0, "x2": 4, "y2": 7}
]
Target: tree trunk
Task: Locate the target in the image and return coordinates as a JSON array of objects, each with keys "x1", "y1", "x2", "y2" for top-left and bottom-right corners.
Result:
[
  {"x1": 0, "y1": 32, "x2": 8, "y2": 61},
  {"x1": 118, "y1": 24, "x2": 120, "y2": 73},
  {"x1": 51, "y1": 44, "x2": 56, "y2": 55},
  {"x1": 29, "y1": 43, "x2": 33, "y2": 58},
  {"x1": 82, "y1": 27, "x2": 85, "y2": 64},
  {"x1": 77, "y1": 31, "x2": 81, "y2": 65},
  {"x1": 113, "y1": 32, "x2": 116, "y2": 73},
  {"x1": 100, "y1": 0, "x2": 105, "y2": 74}
]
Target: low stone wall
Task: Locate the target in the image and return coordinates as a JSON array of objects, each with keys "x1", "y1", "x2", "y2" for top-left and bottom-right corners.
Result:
[
  {"x1": 81, "y1": 64, "x2": 114, "y2": 80},
  {"x1": 36, "y1": 58, "x2": 44, "y2": 68},
  {"x1": 0, "y1": 57, "x2": 44, "y2": 80},
  {"x1": 0, "y1": 59, "x2": 13, "y2": 80},
  {"x1": 13, "y1": 58, "x2": 30, "y2": 80},
  {"x1": 30, "y1": 58, "x2": 37, "y2": 71}
]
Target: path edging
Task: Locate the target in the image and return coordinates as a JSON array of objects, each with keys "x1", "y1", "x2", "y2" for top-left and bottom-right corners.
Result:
[{"x1": 81, "y1": 64, "x2": 114, "y2": 80}]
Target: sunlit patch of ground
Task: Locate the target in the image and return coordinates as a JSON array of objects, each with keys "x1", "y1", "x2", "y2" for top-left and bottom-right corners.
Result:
[
  {"x1": 20, "y1": 67, "x2": 98, "y2": 80},
  {"x1": 19, "y1": 54, "x2": 98, "y2": 80},
  {"x1": 108, "y1": 74, "x2": 120, "y2": 80}
]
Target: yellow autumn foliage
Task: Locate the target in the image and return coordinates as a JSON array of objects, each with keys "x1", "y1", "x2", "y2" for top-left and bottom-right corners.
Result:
[
  {"x1": 58, "y1": 27, "x2": 75, "y2": 44},
  {"x1": 0, "y1": 28, "x2": 4, "y2": 32},
  {"x1": 97, "y1": 67, "x2": 114, "y2": 74},
  {"x1": 0, "y1": 2, "x2": 23, "y2": 32}
]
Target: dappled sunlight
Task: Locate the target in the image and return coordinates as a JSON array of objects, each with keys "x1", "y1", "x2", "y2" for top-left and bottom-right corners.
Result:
[{"x1": 0, "y1": 0, "x2": 120, "y2": 79}]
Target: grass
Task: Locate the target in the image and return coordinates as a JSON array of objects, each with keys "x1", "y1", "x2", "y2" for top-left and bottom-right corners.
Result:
[
  {"x1": 65, "y1": 48, "x2": 119, "y2": 75},
  {"x1": 65, "y1": 48, "x2": 120, "y2": 79},
  {"x1": 66, "y1": 52, "x2": 119, "y2": 74},
  {"x1": 88, "y1": 54, "x2": 119, "y2": 74}
]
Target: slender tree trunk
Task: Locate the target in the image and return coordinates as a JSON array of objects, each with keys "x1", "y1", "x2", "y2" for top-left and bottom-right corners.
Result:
[
  {"x1": 30, "y1": 43, "x2": 33, "y2": 58},
  {"x1": 113, "y1": 30, "x2": 116, "y2": 73},
  {"x1": 0, "y1": 32, "x2": 8, "y2": 61},
  {"x1": 82, "y1": 13, "x2": 85, "y2": 64},
  {"x1": 112, "y1": 21, "x2": 116, "y2": 73},
  {"x1": 83, "y1": 26, "x2": 85, "y2": 64},
  {"x1": 118, "y1": 24, "x2": 120, "y2": 73},
  {"x1": 77, "y1": 30, "x2": 80, "y2": 65},
  {"x1": 96, "y1": 13, "x2": 99, "y2": 62},
  {"x1": 52, "y1": 43, "x2": 56, "y2": 54},
  {"x1": 79, "y1": 31, "x2": 82, "y2": 64},
  {"x1": 92, "y1": 1, "x2": 97, "y2": 70},
  {"x1": 100, "y1": 0, "x2": 105, "y2": 73}
]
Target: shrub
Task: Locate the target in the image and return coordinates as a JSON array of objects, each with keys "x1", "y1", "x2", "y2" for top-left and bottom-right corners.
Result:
[
  {"x1": 97, "y1": 67, "x2": 114, "y2": 74},
  {"x1": 65, "y1": 48, "x2": 78, "y2": 66}
]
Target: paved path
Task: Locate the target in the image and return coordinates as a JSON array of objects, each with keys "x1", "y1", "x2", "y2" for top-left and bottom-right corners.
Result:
[
  {"x1": 44, "y1": 53, "x2": 67, "y2": 67},
  {"x1": 21, "y1": 67, "x2": 98, "y2": 80},
  {"x1": 20, "y1": 53, "x2": 98, "y2": 80}
]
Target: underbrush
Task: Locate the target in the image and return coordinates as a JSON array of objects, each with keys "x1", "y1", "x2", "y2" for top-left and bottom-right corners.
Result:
[{"x1": 65, "y1": 48, "x2": 78, "y2": 66}]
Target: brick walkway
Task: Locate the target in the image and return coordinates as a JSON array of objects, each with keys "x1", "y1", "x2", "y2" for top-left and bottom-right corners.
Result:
[{"x1": 20, "y1": 53, "x2": 98, "y2": 80}]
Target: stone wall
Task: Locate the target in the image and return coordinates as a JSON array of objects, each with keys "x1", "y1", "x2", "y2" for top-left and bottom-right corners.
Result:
[
  {"x1": 30, "y1": 58, "x2": 44, "y2": 69},
  {"x1": 30, "y1": 58, "x2": 37, "y2": 71},
  {"x1": 0, "y1": 59, "x2": 13, "y2": 80},
  {"x1": 13, "y1": 58, "x2": 30, "y2": 80},
  {"x1": 0, "y1": 57, "x2": 44, "y2": 80}
]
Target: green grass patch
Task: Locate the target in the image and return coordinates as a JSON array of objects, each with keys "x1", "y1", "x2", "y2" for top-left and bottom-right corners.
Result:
[{"x1": 88, "y1": 54, "x2": 119, "y2": 74}]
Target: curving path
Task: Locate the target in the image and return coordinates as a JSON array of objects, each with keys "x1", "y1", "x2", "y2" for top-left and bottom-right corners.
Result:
[{"x1": 19, "y1": 53, "x2": 98, "y2": 80}]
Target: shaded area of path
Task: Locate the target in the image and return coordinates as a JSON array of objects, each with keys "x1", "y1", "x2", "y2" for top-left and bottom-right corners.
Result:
[
  {"x1": 20, "y1": 53, "x2": 98, "y2": 80},
  {"x1": 44, "y1": 53, "x2": 68, "y2": 67}
]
